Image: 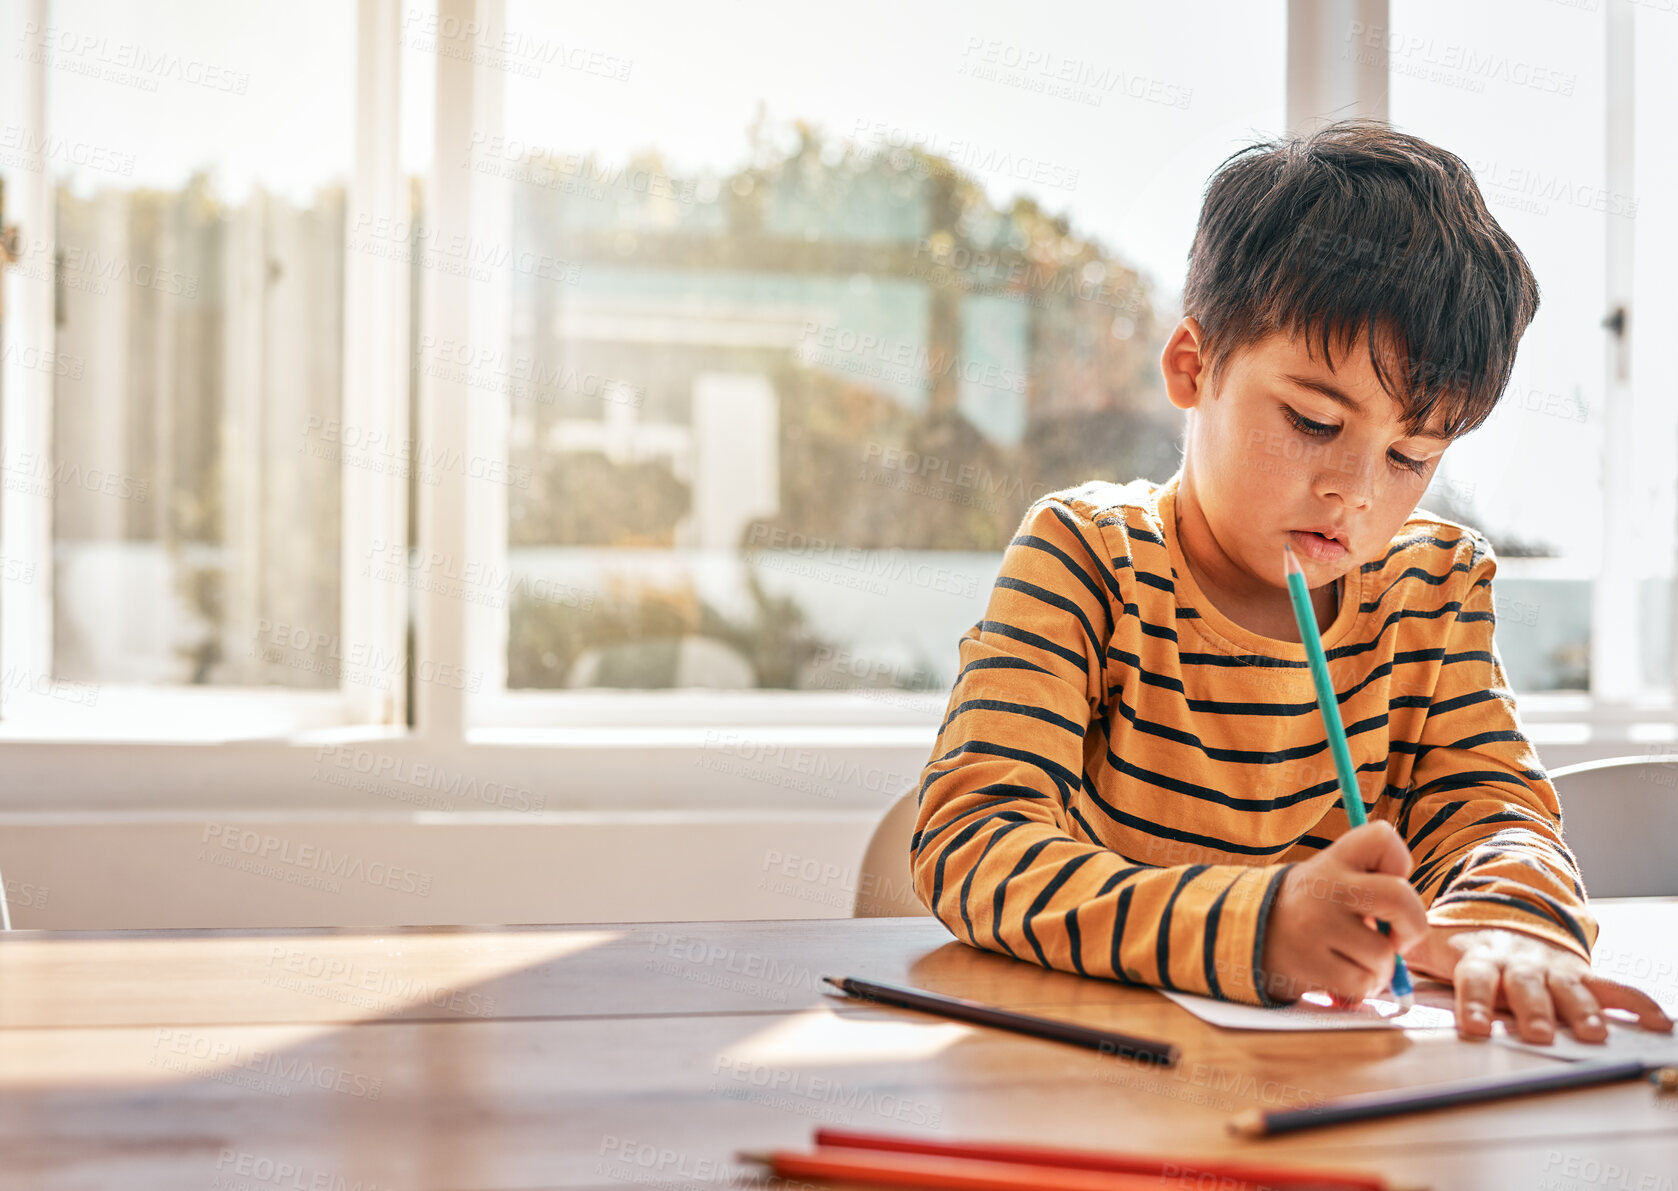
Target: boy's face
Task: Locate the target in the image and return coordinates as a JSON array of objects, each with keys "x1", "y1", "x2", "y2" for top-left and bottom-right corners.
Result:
[{"x1": 1162, "y1": 319, "x2": 1455, "y2": 596}]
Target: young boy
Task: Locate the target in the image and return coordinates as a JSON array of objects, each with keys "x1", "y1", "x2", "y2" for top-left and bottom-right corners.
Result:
[{"x1": 911, "y1": 120, "x2": 1672, "y2": 1046}]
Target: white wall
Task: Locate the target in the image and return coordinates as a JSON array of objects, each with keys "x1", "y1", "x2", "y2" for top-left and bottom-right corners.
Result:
[
  {"x1": 0, "y1": 730, "x2": 1651, "y2": 931},
  {"x1": 0, "y1": 812, "x2": 881, "y2": 930}
]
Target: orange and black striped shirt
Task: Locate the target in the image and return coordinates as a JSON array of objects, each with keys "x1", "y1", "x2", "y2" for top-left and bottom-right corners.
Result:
[{"x1": 911, "y1": 472, "x2": 1596, "y2": 1005}]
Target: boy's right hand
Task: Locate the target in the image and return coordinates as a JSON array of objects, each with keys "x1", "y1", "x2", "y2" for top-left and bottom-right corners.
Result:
[{"x1": 1258, "y1": 822, "x2": 1429, "y2": 1005}]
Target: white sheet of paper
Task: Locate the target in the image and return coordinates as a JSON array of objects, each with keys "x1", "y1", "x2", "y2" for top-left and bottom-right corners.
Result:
[
  {"x1": 1489, "y1": 1015, "x2": 1678, "y2": 1064},
  {"x1": 1159, "y1": 980, "x2": 1458, "y2": 1031},
  {"x1": 1162, "y1": 981, "x2": 1678, "y2": 1066}
]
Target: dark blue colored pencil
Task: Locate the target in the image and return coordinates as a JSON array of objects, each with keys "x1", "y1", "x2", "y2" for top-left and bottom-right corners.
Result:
[{"x1": 823, "y1": 975, "x2": 1179, "y2": 1066}]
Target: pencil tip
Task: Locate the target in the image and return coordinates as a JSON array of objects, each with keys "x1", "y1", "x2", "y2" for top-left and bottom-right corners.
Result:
[
  {"x1": 735, "y1": 1150, "x2": 776, "y2": 1166},
  {"x1": 1228, "y1": 1108, "x2": 1266, "y2": 1137}
]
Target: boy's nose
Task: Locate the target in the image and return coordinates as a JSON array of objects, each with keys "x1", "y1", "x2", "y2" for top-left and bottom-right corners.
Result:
[{"x1": 1318, "y1": 449, "x2": 1375, "y2": 508}]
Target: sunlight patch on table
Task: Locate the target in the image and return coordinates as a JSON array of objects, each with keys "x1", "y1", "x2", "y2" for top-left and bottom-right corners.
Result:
[
  {"x1": 253, "y1": 929, "x2": 624, "y2": 1019},
  {"x1": 718, "y1": 1006, "x2": 968, "y2": 1068}
]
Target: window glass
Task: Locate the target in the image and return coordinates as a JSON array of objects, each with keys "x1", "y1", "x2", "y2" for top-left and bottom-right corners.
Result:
[{"x1": 493, "y1": 0, "x2": 1286, "y2": 696}]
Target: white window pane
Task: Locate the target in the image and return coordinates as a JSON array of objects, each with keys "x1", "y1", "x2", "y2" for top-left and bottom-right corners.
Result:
[
  {"x1": 1388, "y1": 0, "x2": 1614, "y2": 692},
  {"x1": 492, "y1": 0, "x2": 1284, "y2": 697},
  {"x1": 1632, "y1": 11, "x2": 1678, "y2": 692},
  {"x1": 37, "y1": 0, "x2": 353, "y2": 687}
]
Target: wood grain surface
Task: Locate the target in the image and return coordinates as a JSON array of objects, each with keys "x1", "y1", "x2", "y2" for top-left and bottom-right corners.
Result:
[{"x1": 1, "y1": 900, "x2": 1674, "y2": 1189}]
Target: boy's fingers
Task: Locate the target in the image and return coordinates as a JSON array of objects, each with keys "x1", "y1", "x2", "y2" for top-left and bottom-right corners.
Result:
[
  {"x1": 1454, "y1": 956, "x2": 1500, "y2": 1038},
  {"x1": 1584, "y1": 976, "x2": 1676, "y2": 1033},
  {"x1": 1380, "y1": 823, "x2": 1414, "y2": 879},
  {"x1": 1325, "y1": 917, "x2": 1393, "y2": 980},
  {"x1": 1503, "y1": 963, "x2": 1556, "y2": 1043},
  {"x1": 1359, "y1": 876, "x2": 1429, "y2": 949},
  {"x1": 1548, "y1": 976, "x2": 1607, "y2": 1043},
  {"x1": 1319, "y1": 951, "x2": 1383, "y2": 1004},
  {"x1": 1325, "y1": 822, "x2": 1413, "y2": 878}
]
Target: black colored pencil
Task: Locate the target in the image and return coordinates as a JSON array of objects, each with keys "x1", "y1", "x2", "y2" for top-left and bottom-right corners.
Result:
[
  {"x1": 1230, "y1": 1057, "x2": 1676, "y2": 1136},
  {"x1": 822, "y1": 974, "x2": 1179, "y2": 1067}
]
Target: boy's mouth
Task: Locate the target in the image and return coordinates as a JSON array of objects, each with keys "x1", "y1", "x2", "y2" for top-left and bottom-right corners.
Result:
[{"x1": 1288, "y1": 528, "x2": 1349, "y2": 563}]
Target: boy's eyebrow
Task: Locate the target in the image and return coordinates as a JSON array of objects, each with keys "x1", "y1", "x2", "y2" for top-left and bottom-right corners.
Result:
[
  {"x1": 1283, "y1": 373, "x2": 1362, "y2": 411},
  {"x1": 1283, "y1": 372, "x2": 1454, "y2": 442}
]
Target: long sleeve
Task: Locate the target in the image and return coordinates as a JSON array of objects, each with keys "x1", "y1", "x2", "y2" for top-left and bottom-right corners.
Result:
[
  {"x1": 1398, "y1": 535, "x2": 1598, "y2": 961},
  {"x1": 910, "y1": 496, "x2": 1293, "y2": 1006}
]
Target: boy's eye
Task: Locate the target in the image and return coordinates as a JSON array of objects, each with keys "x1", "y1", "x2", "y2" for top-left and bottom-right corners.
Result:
[
  {"x1": 1282, "y1": 407, "x2": 1335, "y2": 437},
  {"x1": 1284, "y1": 405, "x2": 1431, "y2": 475}
]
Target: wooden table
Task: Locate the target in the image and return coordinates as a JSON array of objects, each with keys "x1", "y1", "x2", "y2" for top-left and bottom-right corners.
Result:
[{"x1": 2, "y1": 900, "x2": 1676, "y2": 1190}]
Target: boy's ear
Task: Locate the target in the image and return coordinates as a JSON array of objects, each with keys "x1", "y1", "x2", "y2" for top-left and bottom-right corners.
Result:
[{"x1": 1161, "y1": 317, "x2": 1209, "y2": 411}]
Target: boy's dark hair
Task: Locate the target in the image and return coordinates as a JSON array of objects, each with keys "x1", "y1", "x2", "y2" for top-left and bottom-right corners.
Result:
[{"x1": 1182, "y1": 119, "x2": 1538, "y2": 439}]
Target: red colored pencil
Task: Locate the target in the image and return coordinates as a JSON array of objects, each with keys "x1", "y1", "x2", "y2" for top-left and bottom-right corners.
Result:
[
  {"x1": 739, "y1": 1146, "x2": 1233, "y2": 1191},
  {"x1": 805, "y1": 1126, "x2": 1398, "y2": 1191}
]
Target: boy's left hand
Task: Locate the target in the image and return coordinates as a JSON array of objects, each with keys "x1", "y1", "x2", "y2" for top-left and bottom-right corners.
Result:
[{"x1": 1405, "y1": 925, "x2": 1674, "y2": 1044}]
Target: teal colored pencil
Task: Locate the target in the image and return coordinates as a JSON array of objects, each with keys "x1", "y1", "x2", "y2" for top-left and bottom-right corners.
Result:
[{"x1": 1282, "y1": 543, "x2": 1414, "y2": 1009}]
